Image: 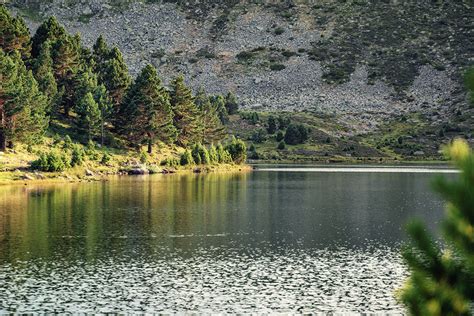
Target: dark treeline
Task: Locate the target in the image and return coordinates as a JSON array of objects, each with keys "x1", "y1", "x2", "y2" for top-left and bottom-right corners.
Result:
[{"x1": 0, "y1": 5, "x2": 242, "y2": 158}]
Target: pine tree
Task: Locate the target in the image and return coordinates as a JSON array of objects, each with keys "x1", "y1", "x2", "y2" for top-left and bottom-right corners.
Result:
[
  {"x1": 50, "y1": 34, "x2": 81, "y2": 117},
  {"x1": 267, "y1": 115, "x2": 277, "y2": 134},
  {"x1": 32, "y1": 41, "x2": 58, "y2": 111},
  {"x1": 195, "y1": 87, "x2": 226, "y2": 143},
  {"x1": 401, "y1": 139, "x2": 474, "y2": 315},
  {"x1": 225, "y1": 91, "x2": 239, "y2": 115},
  {"x1": 92, "y1": 35, "x2": 110, "y2": 69},
  {"x1": 76, "y1": 92, "x2": 100, "y2": 141},
  {"x1": 0, "y1": 51, "x2": 48, "y2": 151},
  {"x1": 120, "y1": 64, "x2": 177, "y2": 153},
  {"x1": 169, "y1": 75, "x2": 202, "y2": 146},
  {"x1": 100, "y1": 47, "x2": 131, "y2": 108},
  {"x1": 210, "y1": 94, "x2": 229, "y2": 123},
  {"x1": 0, "y1": 6, "x2": 31, "y2": 60},
  {"x1": 31, "y1": 16, "x2": 67, "y2": 58}
]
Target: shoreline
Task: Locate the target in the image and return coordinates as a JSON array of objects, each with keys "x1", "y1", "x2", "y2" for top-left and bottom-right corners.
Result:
[{"x1": 0, "y1": 164, "x2": 253, "y2": 186}]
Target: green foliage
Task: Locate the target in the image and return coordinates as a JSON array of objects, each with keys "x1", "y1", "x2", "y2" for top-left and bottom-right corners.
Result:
[
  {"x1": 269, "y1": 63, "x2": 286, "y2": 71},
  {"x1": 70, "y1": 144, "x2": 84, "y2": 167},
  {"x1": 208, "y1": 144, "x2": 218, "y2": 164},
  {"x1": 180, "y1": 149, "x2": 194, "y2": 166},
  {"x1": 119, "y1": 64, "x2": 177, "y2": 152},
  {"x1": 210, "y1": 95, "x2": 229, "y2": 124},
  {"x1": 284, "y1": 123, "x2": 310, "y2": 145},
  {"x1": 160, "y1": 157, "x2": 179, "y2": 167},
  {"x1": 274, "y1": 27, "x2": 285, "y2": 35},
  {"x1": 250, "y1": 128, "x2": 267, "y2": 143},
  {"x1": 101, "y1": 152, "x2": 112, "y2": 165},
  {"x1": 401, "y1": 139, "x2": 474, "y2": 315},
  {"x1": 277, "y1": 141, "x2": 286, "y2": 150},
  {"x1": 216, "y1": 143, "x2": 232, "y2": 164},
  {"x1": 0, "y1": 6, "x2": 31, "y2": 60},
  {"x1": 267, "y1": 115, "x2": 278, "y2": 134},
  {"x1": 139, "y1": 149, "x2": 148, "y2": 164},
  {"x1": 169, "y1": 75, "x2": 202, "y2": 146},
  {"x1": 77, "y1": 92, "x2": 101, "y2": 140},
  {"x1": 63, "y1": 135, "x2": 73, "y2": 149},
  {"x1": 31, "y1": 150, "x2": 70, "y2": 172},
  {"x1": 195, "y1": 87, "x2": 226, "y2": 144},
  {"x1": 277, "y1": 115, "x2": 291, "y2": 129},
  {"x1": 0, "y1": 50, "x2": 49, "y2": 151},
  {"x1": 241, "y1": 111, "x2": 260, "y2": 124},
  {"x1": 31, "y1": 16, "x2": 67, "y2": 59},
  {"x1": 225, "y1": 92, "x2": 239, "y2": 115},
  {"x1": 191, "y1": 143, "x2": 210, "y2": 165},
  {"x1": 225, "y1": 136, "x2": 247, "y2": 164},
  {"x1": 276, "y1": 130, "x2": 285, "y2": 142}
]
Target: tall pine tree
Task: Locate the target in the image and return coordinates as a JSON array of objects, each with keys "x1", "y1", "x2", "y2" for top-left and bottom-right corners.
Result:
[
  {"x1": 32, "y1": 40, "x2": 58, "y2": 111},
  {"x1": 169, "y1": 75, "x2": 202, "y2": 147},
  {"x1": 0, "y1": 50, "x2": 48, "y2": 151},
  {"x1": 120, "y1": 65, "x2": 176, "y2": 153},
  {"x1": 31, "y1": 16, "x2": 67, "y2": 58},
  {"x1": 195, "y1": 87, "x2": 226, "y2": 143},
  {"x1": 0, "y1": 6, "x2": 31, "y2": 60},
  {"x1": 100, "y1": 47, "x2": 131, "y2": 108}
]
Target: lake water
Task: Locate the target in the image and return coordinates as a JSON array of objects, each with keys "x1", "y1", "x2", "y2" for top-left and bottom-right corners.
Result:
[{"x1": 0, "y1": 166, "x2": 455, "y2": 313}]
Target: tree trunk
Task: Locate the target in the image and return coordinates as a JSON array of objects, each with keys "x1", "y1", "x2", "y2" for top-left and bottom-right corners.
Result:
[
  {"x1": 0, "y1": 130, "x2": 6, "y2": 152},
  {"x1": 147, "y1": 139, "x2": 153, "y2": 154}
]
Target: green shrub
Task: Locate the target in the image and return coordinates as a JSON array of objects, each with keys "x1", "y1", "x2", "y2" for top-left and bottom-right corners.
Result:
[
  {"x1": 270, "y1": 63, "x2": 286, "y2": 71},
  {"x1": 276, "y1": 131, "x2": 285, "y2": 142},
  {"x1": 277, "y1": 141, "x2": 286, "y2": 150},
  {"x1": 208, "y1": 144, "x2": 218, "y2": 164},
  {"x1": 139, "y1": 150, "x2": 148, "y2": 164},
  {"x1": 101, "y1": 152, "x2": 112, "y2": 165},
  {"x1": 160, "y1": 157, "x2": 179, "y2": 167},
  {"x1": 191, "y1": 143, "x2": 210, "y2": 165},
  {"x1": 274, "y1": 27, "x2": 285, "y2": 35},
  {"x1": 250, "y1": 129, "x2": 267, "y2": 144},
  {"x1": 70, "y1": 145, "x2": 85, "y2": 167},
  {"x1": 284, "y1": 123, "x2": 310, "y2": 145},
  {"x1": 63, "y1": 135, "x2": 73, "y2": 149},
  {"x1": 216, "y1": 143, "x2": 232, "y2": 164},
  {"x1": 32, "y1": 150, "x2": 70, "y2": 172},
  {"x1": 226, "y1": 136, "x2": 247, "y2": 164},
  {"x1": 180, "y1": 149, "x2": 194, "y2": 166}
]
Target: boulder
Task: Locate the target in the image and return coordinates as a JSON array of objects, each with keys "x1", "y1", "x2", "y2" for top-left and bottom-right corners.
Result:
[
  {"x1": 85, "y1": 169, "x2": 95, "y2": 176},
  {"x1": 128, "y1": 168, "x2": 149, "y2": 175}
]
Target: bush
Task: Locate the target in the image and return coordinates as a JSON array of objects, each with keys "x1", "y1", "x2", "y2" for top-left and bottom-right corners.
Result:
[
  {"x1": 63, "y1": 135, "x2": 73, "y2": 149},
  {"x1": 180, "y1": 149, "x2": 194, "y2": 166},
  {"x1": 276, "y1": 131, "x2": 284, "y2": 142},
  {"x1": 251, "y1": 128, "x2": 267, "y2": 144},
  {"x1": 191, "y1": 143, "x2": 210, "y2": 165},
  {"x1": 226, "y1": 136, "x2": 247, "y2": 164},
  {"x1": 70, "y1": 144, "x2": 85, "y2": 167},
  {"x1": 284, "y1": 123, "x2": 310, "y2": 145},
  {"x1": 139, "y1": 150, "x2": 148, "y2": 164},
  {"x1": 267, "y1": 115, "x2": 277, "y2": 134},
  {"x1": 270, "y1": 63, "x2": 286, "y2": 71},
  {"x1": 274, "y1": 27, "x2": 285, "y2": 35},
  {"x1": 160, "y1": 157, "x2": 179, "y2": 167},
  {"x1": 216, "y1": 143, "x2": 233, "y2": 164},
  {"x1": 101, "y1": 152, "x2": 112, "y2": 165},
  {"x1": 32, "y1": 150, "x2": 70, "y2": 172},
  {"x1": 208, "y1": 144, "x2": 218, "y2": 164},
  {"x1": 277, "y1": 141, "x2": 286, "y2": 150}
]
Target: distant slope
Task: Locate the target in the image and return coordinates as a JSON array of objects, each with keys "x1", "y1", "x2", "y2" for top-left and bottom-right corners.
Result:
[{"x1": 7, "y1": 0, "x2": 474, "y2": 132}]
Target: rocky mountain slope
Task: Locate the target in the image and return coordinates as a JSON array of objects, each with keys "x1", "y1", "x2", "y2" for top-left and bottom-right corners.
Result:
[{"x1": 7, "y1": 0, "x2": 474, "y2": 132}]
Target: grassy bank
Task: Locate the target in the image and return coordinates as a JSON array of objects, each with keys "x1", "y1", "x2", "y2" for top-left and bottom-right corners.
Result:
[{"x1": 0, "y1": 137, "x2": 250, "y2": 186}]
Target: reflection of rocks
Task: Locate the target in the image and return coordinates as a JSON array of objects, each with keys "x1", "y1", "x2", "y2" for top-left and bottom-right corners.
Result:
[{"x1": 128, "y1": 168, "x2": 149, "y2": 175}]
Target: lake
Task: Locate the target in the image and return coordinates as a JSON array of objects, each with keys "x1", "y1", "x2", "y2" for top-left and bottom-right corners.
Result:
[{"x1": 0, "y1": 166, "x2": 455, "y2": 313}]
